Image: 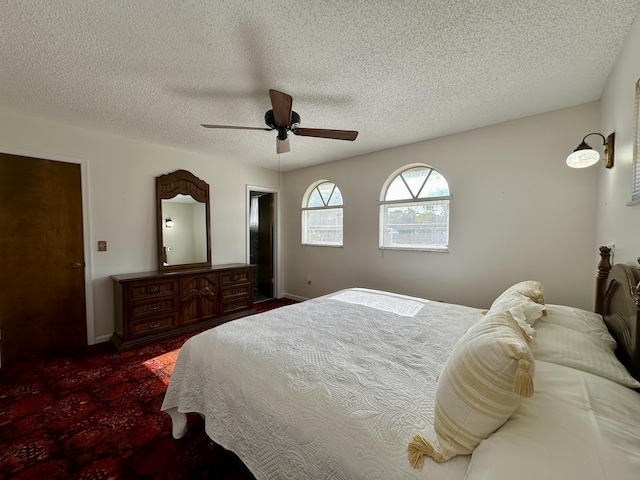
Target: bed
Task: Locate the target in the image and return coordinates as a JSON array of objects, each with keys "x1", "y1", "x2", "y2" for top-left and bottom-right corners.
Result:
[{"x1": 161, "y1": 246, "x2": 640, "y2": 480}]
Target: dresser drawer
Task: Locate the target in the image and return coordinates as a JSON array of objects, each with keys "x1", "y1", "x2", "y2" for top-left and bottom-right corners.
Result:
[
  {"x1": 220, "y1": 284, "x2": 251, "y2": 302},
  {"x1": 129, "y1": 297, "x2": 178, "y2": 321},
  {"x1": 221, "y1": 298, "x2": 252, "y2": 315},
  {"x1": 220, "y1": 269, "x2": 251, "y2": 286},
  {"x1": 130, "y1": 315, "x2": 177, "y2": 338},
  {"x1": 128, "y1": 279, "x2": 178, "y2": 301}
]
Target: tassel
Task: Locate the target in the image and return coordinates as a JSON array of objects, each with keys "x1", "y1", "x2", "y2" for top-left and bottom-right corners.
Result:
[
  {"x1": 407, "y1": 433, "x2": 446, "y2": 468},
  {"x1": 513, "y1": 358, "x2": 534, "y2": 397}
]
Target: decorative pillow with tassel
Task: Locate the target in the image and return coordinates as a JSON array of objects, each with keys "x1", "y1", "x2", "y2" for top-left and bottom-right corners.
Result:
[
  {"x1": 493, "y1": 280, "x2": 545, "y2": 306},
  {"x1": 489, "y1": 281, "x2": 546, "y2": 323},
  {"x1": 407, "y1": 310, "x2": 535, "y2": 469}
]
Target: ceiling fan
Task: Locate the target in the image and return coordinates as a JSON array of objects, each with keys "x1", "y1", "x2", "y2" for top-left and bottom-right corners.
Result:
[{"x1": 201, "y1": 89, "x2": 358, "y2": 154}]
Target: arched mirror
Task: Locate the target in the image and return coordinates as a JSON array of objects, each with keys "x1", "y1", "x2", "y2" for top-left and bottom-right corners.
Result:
[{"x1": 156, "y1": 170, "x2": 211, "y2": 271}]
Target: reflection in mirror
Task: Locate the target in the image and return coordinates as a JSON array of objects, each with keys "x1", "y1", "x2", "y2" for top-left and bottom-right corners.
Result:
[
  {"x1": 161, "y1": 195, "x2": 208, "y2": 266},
  {"x1": 156, "y1": 170, "x2": 211, "y2": 271}
]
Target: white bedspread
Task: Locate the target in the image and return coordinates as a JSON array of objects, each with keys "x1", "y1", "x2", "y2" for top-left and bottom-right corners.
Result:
[
  {"x1": 161, "y1": 288, "x2": 484, "y2": 480},
  {"x1": 465, "y1": 360, "x2": 640, "y2": 480}
]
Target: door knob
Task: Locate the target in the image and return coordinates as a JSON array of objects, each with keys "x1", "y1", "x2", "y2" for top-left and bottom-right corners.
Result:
[{"x1": 66, "y1": 262, "x2": 84, "y2": 269}]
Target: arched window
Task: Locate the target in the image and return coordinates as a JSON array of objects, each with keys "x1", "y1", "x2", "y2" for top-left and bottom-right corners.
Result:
[
  {"x1": 379, "y1": 165, "x2": 450, "y2": 251},
  {"x1": 302, "y1": 180, "x2": 344, "y2": 246}
]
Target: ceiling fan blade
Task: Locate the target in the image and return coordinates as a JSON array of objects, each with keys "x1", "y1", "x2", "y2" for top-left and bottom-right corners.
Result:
[
  {"x1": 201, "y1": 124, "x2": 270, "y2": 131},
  {"x1": 269, "y1": 89, "x2": 293, "y2": 127},
  {"x1": 293, "y1": 128, "x2": 358, "y2": 141}
]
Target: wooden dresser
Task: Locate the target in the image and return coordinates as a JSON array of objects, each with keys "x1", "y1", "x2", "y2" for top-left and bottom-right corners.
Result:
[{"x1": 110, "y1": 263, "x2": 255, "y2": 351}]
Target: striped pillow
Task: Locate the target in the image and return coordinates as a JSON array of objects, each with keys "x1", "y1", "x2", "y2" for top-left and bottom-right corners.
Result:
[
  {"x1": 488, "y1": 296, "x2": 545, "y2": 340},
  {"x1": 493, "y1": 280, "x2": 545, "y2": 306},
  {"x1": 408, "y1": 311, "x2": 535, "y2": 468}
]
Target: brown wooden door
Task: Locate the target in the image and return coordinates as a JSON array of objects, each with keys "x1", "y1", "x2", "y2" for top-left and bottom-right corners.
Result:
[
  {"x1": 180, "y1": 274, "x2": 219, "y2": 325},
  {"x1": 198, "y1": 274, "x2": 219, "y2": 322},
  {"x1": 179, "y1": 276, "x2": 201, "y2": 325},
  {"x1": 0, "y1": 153, "x2": 87, "y2": 366}
]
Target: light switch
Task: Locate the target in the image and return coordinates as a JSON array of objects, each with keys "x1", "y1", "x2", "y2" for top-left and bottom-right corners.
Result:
[{"x1": 98, "y1": 240, "x2": 107, "y2": 251}]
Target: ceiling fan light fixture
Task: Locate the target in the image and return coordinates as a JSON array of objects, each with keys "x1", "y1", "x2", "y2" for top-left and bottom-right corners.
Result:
[{"x1": 276, "y1": 137, "x2": 290, "y2": 154}]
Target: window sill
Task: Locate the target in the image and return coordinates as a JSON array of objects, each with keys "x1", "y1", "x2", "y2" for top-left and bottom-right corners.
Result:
[
  {"x1": 301, "y1": 243, "x2": 344, "y2": 248},
  {"x1": 379, "y1": 246, "x2": 449, "y2": 253}
]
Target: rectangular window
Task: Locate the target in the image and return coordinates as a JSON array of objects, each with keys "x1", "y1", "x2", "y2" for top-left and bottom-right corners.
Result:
[
  {"x1": 631, "y1": 79, "x2": 640, "y2": 203},
  {"x1": 380, "y1": 200, "x2": 449, "y2": 250},
  {"x1": 302, "y1": 208, "x2": 343, "y2": 246}
]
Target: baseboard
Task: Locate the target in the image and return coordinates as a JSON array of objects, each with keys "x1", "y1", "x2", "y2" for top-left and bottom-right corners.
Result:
[
  {"x1": 93, "y1": 334, "x2": 112, "y2": 345},
  {"x1": 280, "y1": 293, "x2": 308, "y2": 302}
]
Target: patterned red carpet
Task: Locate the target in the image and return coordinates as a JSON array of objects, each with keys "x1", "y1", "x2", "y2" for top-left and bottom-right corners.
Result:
[{"x1": 0, "y1": 298, "x2": 297, "y2": 480}]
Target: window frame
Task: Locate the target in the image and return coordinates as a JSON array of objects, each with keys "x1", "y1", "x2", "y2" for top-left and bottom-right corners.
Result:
[
  {"x1": 629, "y1": 78, "x2": 640, "y2": 205},
  {"x1": 301, "y1": 180, "x2": 344, "y2": 247},
  {"x1": 378, "y1": 164, "x2": 451, "y2": 252}
]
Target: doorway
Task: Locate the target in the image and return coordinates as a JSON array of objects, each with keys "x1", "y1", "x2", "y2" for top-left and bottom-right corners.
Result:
[
  {"x1": 0, "y1": 152, "x2": 88, "y2": 367},
  {"x1": 249, "y1": 190, "x2": 276, "y2": 302}
]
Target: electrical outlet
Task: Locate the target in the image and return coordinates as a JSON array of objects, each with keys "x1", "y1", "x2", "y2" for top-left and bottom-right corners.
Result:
[{"x1": 98, "y1": 240, "x2": 107, "y2": 251}]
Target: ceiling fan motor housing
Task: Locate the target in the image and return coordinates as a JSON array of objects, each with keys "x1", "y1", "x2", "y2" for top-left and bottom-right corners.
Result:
[{"x1": 265, "y1": 109, "x2": 301, "y2": 139}]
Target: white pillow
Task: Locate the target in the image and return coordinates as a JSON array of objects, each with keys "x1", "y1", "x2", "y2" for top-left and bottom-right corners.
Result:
[
  {"x1": 532, "y1": 322, "x2": 640, "y2": 389},
  {"x1": 538, "y1": 304, "x2": 616, "y2": 351},
  {"x1": 407, "y1": 311, "x2": 534, "y2": 468}
]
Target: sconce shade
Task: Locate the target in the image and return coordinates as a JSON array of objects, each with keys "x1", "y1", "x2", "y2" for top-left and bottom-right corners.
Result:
[
  {"x1": 165, "y1": 218, "x2": 174, "y2": 228},
  {"x1": 566, "y1": 140, "x2": 600, "y2": 168},
  {"x1": 566, "y1": 132, "x2": 615, "y2": 169}
]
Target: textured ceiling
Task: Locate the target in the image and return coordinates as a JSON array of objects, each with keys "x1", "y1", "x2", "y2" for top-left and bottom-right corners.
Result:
[{"x1": 1, "y1": 1, "x2": 639, "y2": 171}]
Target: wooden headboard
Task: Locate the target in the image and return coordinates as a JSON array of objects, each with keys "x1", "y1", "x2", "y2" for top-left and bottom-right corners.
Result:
[{"x1": 595, "y1": 245, "x2": 640, "y2": 380}]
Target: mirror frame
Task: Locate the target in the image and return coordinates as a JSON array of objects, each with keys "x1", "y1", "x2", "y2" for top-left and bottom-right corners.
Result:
[{"x1": 156, "y1": 169, "x2": 211, "y2": 271}]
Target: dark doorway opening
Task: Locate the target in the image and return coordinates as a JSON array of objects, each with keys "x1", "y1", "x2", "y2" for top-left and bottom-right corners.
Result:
[{"x1": 249, "y1": 191, "x2": 275, "y2": 303}]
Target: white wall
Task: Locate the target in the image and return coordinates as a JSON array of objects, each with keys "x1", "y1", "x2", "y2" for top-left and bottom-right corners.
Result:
[
  {"x1": 598, "y1": 14, "x2": 640, "y2": 265},
  {"x1": 282, "y1": 102, "x2": 600, "y2": 310},
  {"x1": 0, "y1": 109, "x2": 279, "y2": 343}
]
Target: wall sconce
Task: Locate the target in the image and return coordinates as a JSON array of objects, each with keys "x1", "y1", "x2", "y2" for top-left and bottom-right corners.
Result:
[
  {"x1": 566, "y1": 132, "x2": 615, "y2": 169},
  {"x1": 165, "y1": 218, "x2": 174, "y2": 228}
]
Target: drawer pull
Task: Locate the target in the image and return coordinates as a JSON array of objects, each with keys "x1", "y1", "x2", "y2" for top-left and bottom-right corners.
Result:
[
  {"x1": 150, "y1": 285, "x2": 160, "y2": 294},
  {"x1": 148, "y1": 322, "x2": 161, "y2": 329},
  {"x1": 233, "y1": 274, "x2": 239, "y2": 281},
  {"x1": 232, "y1": 289, "x2": 240, "y2": 295},
  {"x1": 147, "y1": 303, "x2": 161, "y2": 311}
]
